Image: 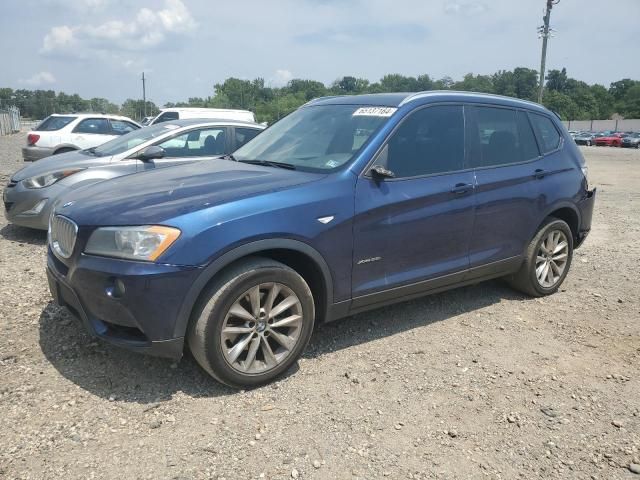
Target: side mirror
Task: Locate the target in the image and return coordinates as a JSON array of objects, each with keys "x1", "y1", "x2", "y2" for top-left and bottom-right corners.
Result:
[
  {"x1": 137, "y1": 145, "x2": 165, "y2": 161},
  {"x1": 369, "y1": 165, "x2": 395, "y2": 179}
]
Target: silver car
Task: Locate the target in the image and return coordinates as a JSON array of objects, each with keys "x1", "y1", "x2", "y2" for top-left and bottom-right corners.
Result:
[{"x1": 3, "y1": 119, "x2": 264, "y2": 229}]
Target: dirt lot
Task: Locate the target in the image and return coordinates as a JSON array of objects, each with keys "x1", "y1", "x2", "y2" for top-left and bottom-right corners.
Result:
[{"x1": 0, "y1": 132, "x2": 639, "y2": 480}]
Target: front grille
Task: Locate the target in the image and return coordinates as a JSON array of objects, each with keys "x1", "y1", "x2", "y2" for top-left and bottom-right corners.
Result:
[
  {"x1": 4, "y1": 201, "x2": 13, "y2": 212},
  {"x1": 49, "y1": 215, "x2": 78, "y2": 259}
]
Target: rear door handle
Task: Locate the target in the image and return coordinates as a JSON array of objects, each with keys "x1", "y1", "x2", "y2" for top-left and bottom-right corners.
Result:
[
  {"x1": 450, "y1": 183, "x2": 473, "y2": 195},
  {"x1": 534, "y1": 168, "x2": 547, "y2": 179}
]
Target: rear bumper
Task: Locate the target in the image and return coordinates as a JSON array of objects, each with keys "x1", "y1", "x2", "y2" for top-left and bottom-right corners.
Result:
[
  {"x1": 22, "y1": 146, "x2": 54, "y2": 162},
  {"x1": 576, "y1": 188, "x2": 596, "y2": 248},
  {"x1": 46, "y1": 250, "x2": 202, "y2": 360}
]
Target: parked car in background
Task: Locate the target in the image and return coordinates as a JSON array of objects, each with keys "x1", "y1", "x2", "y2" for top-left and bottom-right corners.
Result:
[
  {"x1": 594, "y1": 132, "x2": 624, "y2": 147},
  {"x1": 4, "y1": 119, "x2": 264, "y2": 229},
  {"x1": 574, "y1": 132, "x2": 595, "y2": 146},
  {"x1": 22, "y1": 113, "x2": 141, "y2": 162},
  {"x1": 45, "y1": 91, "x2": 595, "y2": 387},
  {"x1": 621, "y1": 132, "x2": 640, "y2": 148},
  {"x1": 150, "y1": 108, "x2": 256, "y2": 125}
]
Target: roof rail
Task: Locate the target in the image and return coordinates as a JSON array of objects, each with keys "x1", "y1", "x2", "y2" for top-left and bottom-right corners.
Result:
[
  {"x1": 302, "y1": 95, "x2": 343, "y2": 107},
  {"x1": 398, "y1": 90, "x2": 544, "y2": 108}
]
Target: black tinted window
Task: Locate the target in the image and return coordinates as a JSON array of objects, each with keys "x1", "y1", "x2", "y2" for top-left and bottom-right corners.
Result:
[
  {"x1": 154, "y1": 111, "x2": 179, "y2": 124},
  {"x1": 35, "y1": 116, "x2": 76, "y2": 131},
  {"x1": 110, "y1": 120, "x2": 139, "y2": 135},
  {"x1": 474, "y1": 107, "x2": 539, "y2": 167},
  {"x1": 73, "y1": 118, "x2": 111, "y2": 134},
  {"x1": 235, "y1": 127, "x2": 261, "y2": 149},
  {"x1": 381, "y1": 105, "x2": 464, "y2": 178},
  {"x1": 529, "y1": 113, "x2": 561, "y2": 153}
]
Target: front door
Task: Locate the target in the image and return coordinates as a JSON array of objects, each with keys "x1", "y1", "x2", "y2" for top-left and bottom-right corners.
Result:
[
  {"x1": 138, "y1": 127, "x2": 229, "y2": 171},
  {"x1": 352, "y1": 105, "x2": 475, "y2": 304}
]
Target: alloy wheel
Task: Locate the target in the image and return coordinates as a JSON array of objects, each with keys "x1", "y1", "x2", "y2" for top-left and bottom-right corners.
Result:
[
  {"x1": 220, "y1": 282, "x2": 303, "y2": 374},
  {"x1": 535, "y1": 230, "x2": 569, "y2": 288}
]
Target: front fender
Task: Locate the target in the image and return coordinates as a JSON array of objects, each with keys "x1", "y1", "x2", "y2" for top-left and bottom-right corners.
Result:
[{"x1": 172, "y1": 238, "x2": 334, "y2": 339}]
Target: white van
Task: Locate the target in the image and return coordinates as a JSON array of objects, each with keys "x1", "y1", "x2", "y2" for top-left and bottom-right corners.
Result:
[{"x1": 150, "y1": 108, "x2": 255, "y2": 125}]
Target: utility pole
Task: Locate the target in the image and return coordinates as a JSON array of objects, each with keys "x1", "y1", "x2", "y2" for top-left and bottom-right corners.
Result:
[
  {"x1": 537, "y1": 0, "x2": 559, "y2": 103},
  {"x1": 141, "y1": 72, "x2": 147, "y2": 118}
]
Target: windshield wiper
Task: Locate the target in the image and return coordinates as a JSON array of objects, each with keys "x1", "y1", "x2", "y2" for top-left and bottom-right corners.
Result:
[{"x1": 237, "y1": 159, "x2": 296, "y2": 170}]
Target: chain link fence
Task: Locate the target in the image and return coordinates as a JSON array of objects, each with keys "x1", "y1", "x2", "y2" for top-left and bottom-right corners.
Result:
[{"x1": 0, "y1": 106, "x2": 21, "y2": 135}]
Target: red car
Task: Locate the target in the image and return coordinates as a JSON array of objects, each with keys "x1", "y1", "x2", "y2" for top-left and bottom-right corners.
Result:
[{"x1": 594, "y1": 133, "x2": 624, "y2": 147}]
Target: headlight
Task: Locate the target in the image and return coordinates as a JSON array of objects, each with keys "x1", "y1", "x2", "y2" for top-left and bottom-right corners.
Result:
[
  {"x1": 85, "y1": 225, "x2": 181, "y2": 261},
  {"x1": 23, "y1": 169, "x2": 84, "y2": 189}
]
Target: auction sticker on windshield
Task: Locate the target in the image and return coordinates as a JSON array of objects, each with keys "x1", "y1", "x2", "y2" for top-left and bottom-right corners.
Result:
[{"x1": 352, "y1": 107, "x2": 397, "y2": 117}]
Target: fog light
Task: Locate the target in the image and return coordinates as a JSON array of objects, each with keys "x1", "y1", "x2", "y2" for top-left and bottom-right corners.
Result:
[
  {"x1": 21, "y1": 198, "x2": 48, "y2": 215},
  {"x1": 105, "y1": 278, "x2": 126, "y2": 298}
]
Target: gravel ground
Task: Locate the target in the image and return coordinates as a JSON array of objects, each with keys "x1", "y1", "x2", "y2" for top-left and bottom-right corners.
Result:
[{"x1": 1, "y1": 132, "x2": 639, "y2": 480}]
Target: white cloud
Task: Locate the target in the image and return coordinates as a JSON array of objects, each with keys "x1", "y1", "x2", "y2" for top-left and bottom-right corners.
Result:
[
  {"x1": 271, "y1": 69, "x2": 293, "y2": 87},
  {"x1": 444, "y1": 1, "x2": 488, "y2": 16},
  {"x1": 41, "y1": 0, "x2": 196, "y2": 57},
  {"x1": 23, "y1": 71, "x2": 56, "y2": 86}
]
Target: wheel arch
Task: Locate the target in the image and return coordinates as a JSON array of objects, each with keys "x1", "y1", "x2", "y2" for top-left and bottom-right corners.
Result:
[
  {"x1": 173, "y1": 239, "x2": 334, "y2": 339},
  {"x1": 539, "y1": 202, "x2": 581, "y2": 243},
  {"x1": 53, "y1": 144, "x2": 79, "y2": 154}
]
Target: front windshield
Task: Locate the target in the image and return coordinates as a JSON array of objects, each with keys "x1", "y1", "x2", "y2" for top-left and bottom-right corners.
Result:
[
  {"x1": 92, "y1": 123, "x2": 181, "y2": 157},
  {"x1": 233, "y1": 105, "x2": 396, "y2": 171}
]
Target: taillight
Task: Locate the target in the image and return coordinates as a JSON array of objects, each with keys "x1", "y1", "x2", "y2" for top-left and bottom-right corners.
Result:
[{"x1": 27, "y1": 134, "x2": 40, "y2": 146}]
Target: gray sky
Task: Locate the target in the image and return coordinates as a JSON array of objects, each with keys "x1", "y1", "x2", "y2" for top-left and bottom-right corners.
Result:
[{"x1": 1, "y1": 0, "x2": 638, "y2": 106}]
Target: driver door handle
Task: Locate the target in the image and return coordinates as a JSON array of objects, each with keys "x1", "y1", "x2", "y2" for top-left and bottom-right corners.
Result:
[
  {"x1": 450, "y1": 183, "x2": 473, "y2": 195},
  {"x1": 534, "y1": 168, "x2": 547, "y2": 179}
]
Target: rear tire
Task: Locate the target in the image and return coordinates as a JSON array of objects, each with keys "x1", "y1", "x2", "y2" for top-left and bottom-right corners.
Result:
[
  {"x1": 187, "y1": 257, "x2": 315, "y2": 388},
  {"x1": 507, "y1": 218, "x2": 573, "y2": 297}
]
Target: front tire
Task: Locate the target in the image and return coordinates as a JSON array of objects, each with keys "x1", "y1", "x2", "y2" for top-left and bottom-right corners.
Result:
[
  {"x1": 507, "y1": 218, "x2": 573, "y2": 297},
  {"x1": 188, "y1": 257, "x2": 315, "y2": 388}
]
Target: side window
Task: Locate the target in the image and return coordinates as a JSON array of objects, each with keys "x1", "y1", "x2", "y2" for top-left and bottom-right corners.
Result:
[
  {"x1": 110, "y1": 120, "x2": 139, "y2": 135},
  {"x1": 154, "y1": 111, "x2": 179, "y2": 124},
  {"x1": 379, "y1": 105, "x2": 464, "y2": 178},
  {"x1": 73, "y1": 118, "x2": 111, "y2": 134},
  {"x1": 157, "y1": 128, "x2": 226, "y2": 157},
  {"x1": 235, "y1": 128, "x2": 261, "y2": 149},
  {"x1": 529, "y1": 113, "x2": 561, "y2": 154},
  {"x1": 474, "y1": 107, "x2": 539, "y2": 167}
]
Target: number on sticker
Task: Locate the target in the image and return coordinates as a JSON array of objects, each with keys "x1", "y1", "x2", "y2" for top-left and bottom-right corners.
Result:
[{"x1": 352, "y1": 107, "x2": 397, "y2": 117}]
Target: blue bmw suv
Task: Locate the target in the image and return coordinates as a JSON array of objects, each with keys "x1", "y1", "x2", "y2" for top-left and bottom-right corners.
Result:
[{"x1": 46, "y1": 92, "x2": 595, "y2": 387}]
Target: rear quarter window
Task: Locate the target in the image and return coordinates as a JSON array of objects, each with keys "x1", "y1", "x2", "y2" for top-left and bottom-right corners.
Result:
[
  {"x1": 35, "y1": 116, "x2": 77, "y2": 131},
  {"x1": 529, "y1": 113, "x2": 562, "y2": 154}
]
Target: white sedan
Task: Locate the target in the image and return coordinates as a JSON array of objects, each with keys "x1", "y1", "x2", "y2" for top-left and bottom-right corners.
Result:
[{"x1": 22, "y1": 113, "x2": 141, "y2": 161}]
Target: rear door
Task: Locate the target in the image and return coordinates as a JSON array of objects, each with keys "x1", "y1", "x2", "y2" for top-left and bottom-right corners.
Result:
[
  {"x1": 71, "y1": 117, "x2": 115, "y2": 148},
  {"x1": 352, "y1": 104, "x2": 475, "y2": 302},
  {"x1": 467, "y1": 106, "x2": 542, "y2": 267}
]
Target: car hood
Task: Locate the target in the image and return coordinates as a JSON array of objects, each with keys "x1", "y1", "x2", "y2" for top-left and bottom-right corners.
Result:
[
  {"x1": 11, "y1": 150, "x2": 111, "y2": 182},
  {"x1": 56, "y1": 159, "x2": 322, "y2": 226}
]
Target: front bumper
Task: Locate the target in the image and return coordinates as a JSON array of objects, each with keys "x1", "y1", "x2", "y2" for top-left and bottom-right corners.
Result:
[
  {"x1": 621, "y1": 142, "x2": 639, "y2": 148},
  {"x1": 22, "y1": 145, "x2": 54, "y2": 162},
  {"x1": 46, "y1": 248, "x2": 202, "y2": 359},
  {"x1": 575, "y1": 188, "x2": 596, "y2": 248},
  {"x1": 3, "y1": 180, "x2": 63, "y2": 230}
]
